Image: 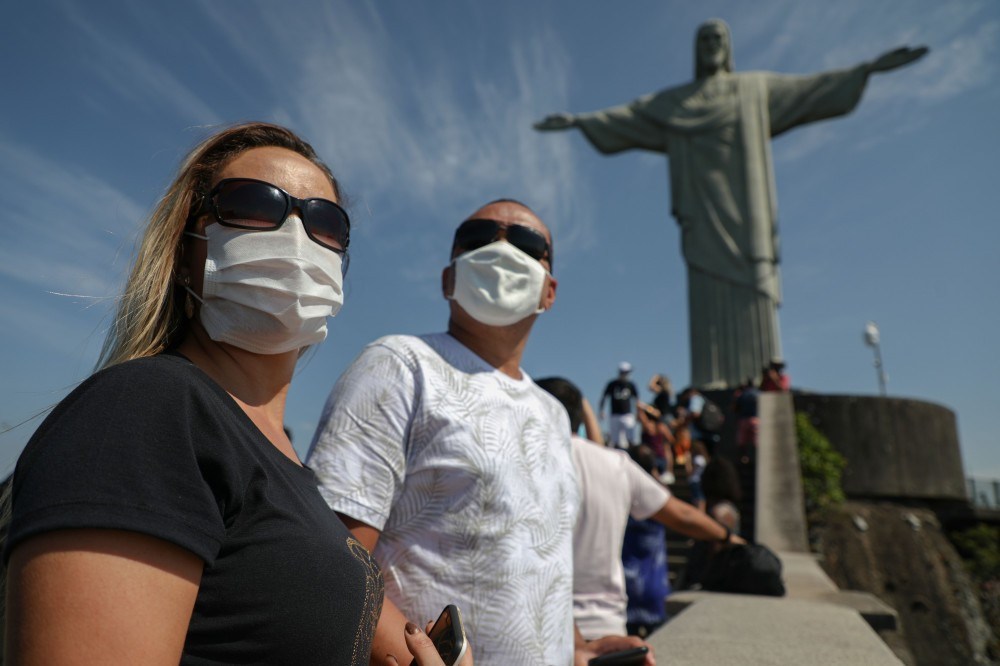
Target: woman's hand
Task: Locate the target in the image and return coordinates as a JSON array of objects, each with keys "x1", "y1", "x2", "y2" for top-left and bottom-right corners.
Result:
[{"x1": 386, "y1": 622, "x2": 474, "y2": 666}]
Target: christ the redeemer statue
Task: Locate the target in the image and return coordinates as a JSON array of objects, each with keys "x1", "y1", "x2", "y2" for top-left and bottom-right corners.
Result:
[{"x1": 535, "y1": 19, "x2": 927, "y2": 389}]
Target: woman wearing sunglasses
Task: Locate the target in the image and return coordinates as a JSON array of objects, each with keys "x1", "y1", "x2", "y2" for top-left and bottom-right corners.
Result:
[{"x1": 3, "y1": 122, "x2": 456, "y2": 665}]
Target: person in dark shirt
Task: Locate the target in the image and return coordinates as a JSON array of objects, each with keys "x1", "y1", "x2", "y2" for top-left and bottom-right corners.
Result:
[
  {"x1": 3, "y1": 123, "x2": 450, "y2": 666},
  {"x1": 732, "y1": 378, "x2": 760, "y2": 463},
  {"x1": 760, "y1": 358, "x2": 791, "y2": 392},
  {"x1": 675, "y1": 386, "x2": 723, "y2": 457},
  {"x1": 648, "y1": 373, "x2": 675, "y2": 418},
  {"x1": 600, "y1": 362, "x2": 640, "y2": 448}
]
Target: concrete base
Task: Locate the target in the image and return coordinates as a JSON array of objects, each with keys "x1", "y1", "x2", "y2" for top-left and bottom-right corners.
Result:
[{"x1": 650, "y1": 595, "x2": 902, "y2": 665}]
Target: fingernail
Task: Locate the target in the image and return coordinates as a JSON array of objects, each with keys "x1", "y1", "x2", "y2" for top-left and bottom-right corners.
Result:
[
  {"x1": 405, "y1": 622, "x2": 420, "y2": 635},
  {"x1": 385, "y1": 654, "x2": 399, "y2": 665}
]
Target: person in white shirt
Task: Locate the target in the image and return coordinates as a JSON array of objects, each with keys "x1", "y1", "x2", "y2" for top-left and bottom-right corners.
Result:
[
  {"x1": 308, "y1": 200, "x2": 651, "y2": 665},
  {"x1": 535, "y1": 376, "x2": 743, "y2": 640}
]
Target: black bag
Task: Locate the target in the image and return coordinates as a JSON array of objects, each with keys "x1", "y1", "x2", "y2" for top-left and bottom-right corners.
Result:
[
  {"x1": 696, "y1": 399, "x2": 725, "y2": 432},
  {"x1": 700, "y1": 543, "x2": 786, "y2": 596}
]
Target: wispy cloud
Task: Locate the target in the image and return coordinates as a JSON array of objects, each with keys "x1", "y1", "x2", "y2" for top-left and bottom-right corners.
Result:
[
  {"x1": 0, "y1": 286, "x2": 109, "y2": 359},
  {"x1": 865, "y1": 20, "x2": 999, "y2": 105},
  {"x1": 743, "y1": 1, "x2": 997, "y2": 163},
  {"x1": 772, "y1": 123, "x2": 840, "y2": 165},
  {"x1": 60, "y1": 2, "x2": 223, "y2": 124},
  {"x1": 197, "y1": 2, "x2": 590, "y2": 258},
  {"x1": 0, "y1": 139, "x2": 144, "y2": 296}
]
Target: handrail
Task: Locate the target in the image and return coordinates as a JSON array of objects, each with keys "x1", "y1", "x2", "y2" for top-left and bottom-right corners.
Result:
[{"x1": 967, "y1": 477, "x2": 1000, "y2": 509}]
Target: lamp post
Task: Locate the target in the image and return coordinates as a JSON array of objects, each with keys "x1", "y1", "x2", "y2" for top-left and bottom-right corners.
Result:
[{"x1": 863, "y1": 321, "x2": 888, "y2": 396}]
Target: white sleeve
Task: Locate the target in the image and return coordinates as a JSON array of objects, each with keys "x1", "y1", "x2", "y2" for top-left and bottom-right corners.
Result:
[
  {"x1": 624, "y1": 456, "x2": 671, "y2": 521},
  {"x1": 305, "y1": 341, "x2": 418, "y2": 530}
]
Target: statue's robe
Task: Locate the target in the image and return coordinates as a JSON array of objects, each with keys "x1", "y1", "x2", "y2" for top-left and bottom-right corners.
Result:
[{"x1": 575, "y1": 66, "x2": 870, "y2": 387}]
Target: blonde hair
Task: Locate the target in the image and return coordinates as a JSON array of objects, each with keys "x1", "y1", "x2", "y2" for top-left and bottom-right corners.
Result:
[{"x1": 95, "y1": 122, "x2": 341, "y2": 370}]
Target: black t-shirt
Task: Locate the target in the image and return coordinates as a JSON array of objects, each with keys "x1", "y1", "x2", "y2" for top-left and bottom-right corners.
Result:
[
  {"x1": 734, "y1": 387, "x2": 759, "y2": 418},
  {"x1": 652, "y1": 390, "x2": 674, "y2": 418},
  {"x1": 602, "y1": 378, "x2": 639, "y2": 415},
  {"x1": 6, "y1": 353, "x2": 382, "y2": 665}
]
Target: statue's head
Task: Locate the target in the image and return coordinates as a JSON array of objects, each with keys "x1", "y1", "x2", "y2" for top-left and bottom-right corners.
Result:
[{"x1": 695, "y1": 19, "x2": 734, "y2": 79}]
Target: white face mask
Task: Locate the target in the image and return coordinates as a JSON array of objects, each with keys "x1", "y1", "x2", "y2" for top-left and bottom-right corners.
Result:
[
  {"x1": 449, "y1": 240, "x2": 548, "y2": 327},
  {"x1": 185, "y1": 215, "x2": 345, "y2": 354}
]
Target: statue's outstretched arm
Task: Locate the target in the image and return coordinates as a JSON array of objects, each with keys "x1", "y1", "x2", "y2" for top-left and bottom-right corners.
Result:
[
  {"x1": 533, "y1": 113, "x2": 577, "y2": 131},
  {"x1": 866, "y1": 46, "x2": 929, "y2": 74}
]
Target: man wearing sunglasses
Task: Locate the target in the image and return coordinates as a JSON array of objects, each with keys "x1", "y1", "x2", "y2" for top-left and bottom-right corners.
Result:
[{"x1": 308, "y1": 200, "x2": 652, "y2": 665}]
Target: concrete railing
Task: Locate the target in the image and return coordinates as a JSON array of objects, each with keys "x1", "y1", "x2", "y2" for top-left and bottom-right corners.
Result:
[{"x1": 647, "y1": 392, "x2": 902, "y2": 664}]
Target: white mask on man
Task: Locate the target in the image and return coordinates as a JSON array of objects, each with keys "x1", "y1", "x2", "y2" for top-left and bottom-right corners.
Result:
[
  {"x1": 448, "y1": 240, "x2": 548, "y2": 327},
  {"x1": 185, "y1": 215, "x2": 345, "y2": 354}
]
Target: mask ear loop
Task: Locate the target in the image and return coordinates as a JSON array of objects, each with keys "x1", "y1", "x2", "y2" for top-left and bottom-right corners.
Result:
[
  {"x1": 177, "y1": 270, "x2": 204, "y2": 320},
  {"x1": 180, "y1": 275, "x2": 193, "y2": 319},
  {"x1": 180, "y1": 231, "x2": 207, "y2": 317},
  {"x1": 184, "y1": 284, "x2": 205, "y2": 307}
]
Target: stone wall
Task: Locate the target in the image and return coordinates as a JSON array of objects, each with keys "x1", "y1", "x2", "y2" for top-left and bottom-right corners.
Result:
[{"x1": 793, "y1": 393, "x2": 965, "y2": 501}]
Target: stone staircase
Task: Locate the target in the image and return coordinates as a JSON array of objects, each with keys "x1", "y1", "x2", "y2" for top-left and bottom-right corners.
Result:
[
  {"x1": 663, "y1": 463, "x2": 694, "y2": 589},
  {"x1": 663, "y1": 405, "x2": 757, "y2": 591},
  {"x1": 736, "y1": 447, "x2": 756, "y2": 541}
]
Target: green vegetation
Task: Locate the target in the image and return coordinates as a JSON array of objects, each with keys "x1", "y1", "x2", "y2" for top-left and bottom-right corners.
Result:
[
  {"x1": 795, "y1": 412, "x2": 846, "y2": 514},
  {"x1": 950, "y1": 524, "x2": 1000, "y2": 581},
  {"x1": 949, "y1": 524, "x2": 1000, "y2": 659}
]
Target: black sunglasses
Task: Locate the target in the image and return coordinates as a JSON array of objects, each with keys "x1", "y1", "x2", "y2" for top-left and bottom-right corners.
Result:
[
  {"x1": 190, "y1": 178, "x2": 351, "y2": 257},
  {"x1": 452, "y1": 218, "x2": 552, "y2": 268}
]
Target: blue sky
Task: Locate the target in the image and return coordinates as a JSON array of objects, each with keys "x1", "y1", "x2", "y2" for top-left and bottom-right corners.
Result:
[{"x1": 1, "y1": 1, "x2": 997, "y2": 481}]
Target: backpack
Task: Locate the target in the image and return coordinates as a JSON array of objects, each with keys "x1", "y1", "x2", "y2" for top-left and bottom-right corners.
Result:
[
  {"x1": 696, "y1": 399, "x2": 725, "y2": 432},
  {"x1": 700, "y1": 543, "x2": 786, "y2": 596}
]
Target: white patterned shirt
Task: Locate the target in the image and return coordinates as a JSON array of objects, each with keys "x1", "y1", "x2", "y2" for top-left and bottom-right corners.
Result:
[{"x1": 307, "y1": 333, "x2": 580, "y2": 665}]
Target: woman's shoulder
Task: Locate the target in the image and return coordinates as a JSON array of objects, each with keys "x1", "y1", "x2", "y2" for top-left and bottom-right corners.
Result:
[
  {"x1": 78, "y1": 353, "x2": 217, "y2": 403},
  {"x1": 9, "y1": 353, "x2": 239, "y2": 567},
  {"x1": 33, "y1": 354, "x2": 221, "y2": 440},
  {"x1": 16, "y1": 352, "x2": 245, "y2": 495},
  {"x1": 90, "y1": 352, "x2": 198, "y2": 383}
]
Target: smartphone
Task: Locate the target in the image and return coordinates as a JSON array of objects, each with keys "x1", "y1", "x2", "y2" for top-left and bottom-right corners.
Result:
[
  {"x1": 426, "y1": 604, "x2": 468, "y2": 665},
  {"x1": 588, "y1": 646, "x2": 649, "y2": 666}
]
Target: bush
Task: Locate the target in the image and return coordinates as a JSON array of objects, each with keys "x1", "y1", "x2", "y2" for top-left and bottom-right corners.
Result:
[
  {"x1": 950, "y1": 524, "x2": 1000, "y2": 581},
  {"x1": 796, "y1": 412, "x2": 846, "y2": 514}
]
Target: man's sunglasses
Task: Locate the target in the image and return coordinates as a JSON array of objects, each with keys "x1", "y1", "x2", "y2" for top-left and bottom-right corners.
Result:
[
  {"x1": 452, "y1": 218, "x2": 552, "y2": 267},
  {"x1": 189, "y1": 178, "x2": 351, "y2": 257}
]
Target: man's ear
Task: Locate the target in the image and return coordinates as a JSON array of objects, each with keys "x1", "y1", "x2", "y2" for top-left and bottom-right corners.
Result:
[
  {"x1": 442, "y1": 264, "x2": 455, "y2": 299},
  {"x1": 540, "y1": 274, "x2": 558, "y2": 311}
]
